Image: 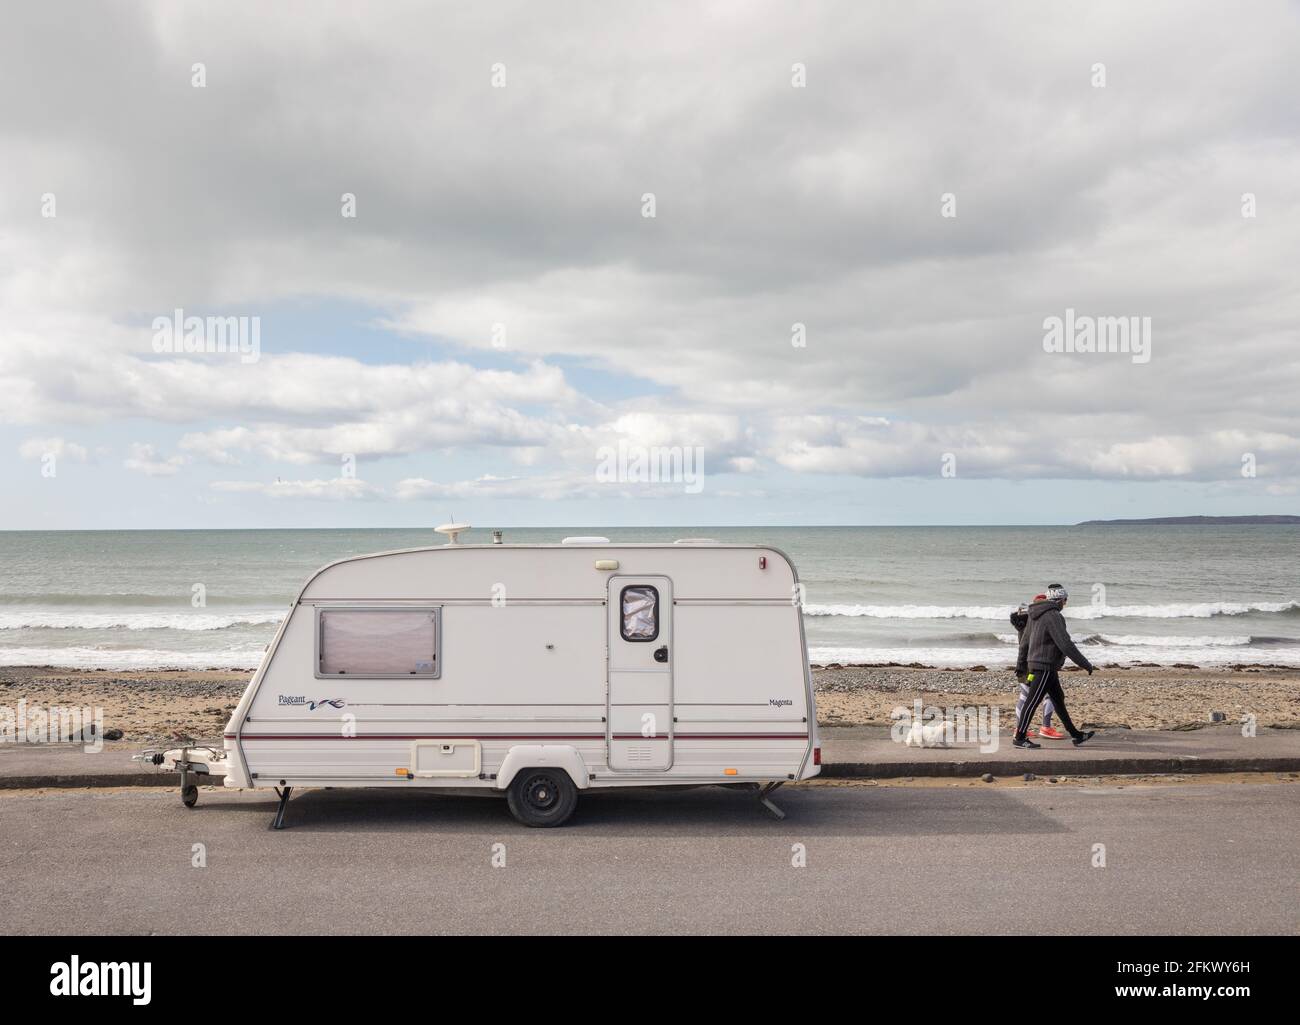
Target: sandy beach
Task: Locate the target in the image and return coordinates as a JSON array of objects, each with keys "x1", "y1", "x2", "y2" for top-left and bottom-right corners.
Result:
[
  {"x1": 1, "y1": 663, "x2": 1296, "y2": 742},
  {"x1": 0, "y1": 667, "x2": 248, "y2": 744},
  {"x1": 814, "y1": 663, "x2": 1300, "y2": 730}
]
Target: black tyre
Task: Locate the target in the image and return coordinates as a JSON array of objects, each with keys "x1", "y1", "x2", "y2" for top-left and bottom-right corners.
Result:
[
  {"x1": 181, "y1": 784, "x2": 199, "y2": 808},
  {"x1": 506, "y1": 768, "x2": 578, "y2": 827}
]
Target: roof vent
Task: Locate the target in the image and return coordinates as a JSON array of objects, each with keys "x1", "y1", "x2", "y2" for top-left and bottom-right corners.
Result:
[
  {"x1": 435, "y1": 522, "x2": 471, "y2": 545},
  {"x1": 562, "y1": 536, "x2": 610, "y2": 544}
]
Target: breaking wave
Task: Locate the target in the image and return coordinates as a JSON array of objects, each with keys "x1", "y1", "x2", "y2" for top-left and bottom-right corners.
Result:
[
  {"x1": 803, "y1": 600, "x2": 1300, "y2": 620},
  {"x1": 993, "y1": 633, "x2": 1255, "y2": 647},
  {"x1": 808, "y1": 644, "x2": 1300, "y2": 668},
  {"x1": 0, "y1": 611, "x2": 285, "y2": 632},
  {"x1": 0, "y1": 646, "x2": 262, "y2": 670}
]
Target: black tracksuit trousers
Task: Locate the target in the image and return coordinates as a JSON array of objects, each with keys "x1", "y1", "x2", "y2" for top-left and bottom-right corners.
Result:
[{"x1": 1014, "y1": 663, "x2": 1081, "y2": 740}]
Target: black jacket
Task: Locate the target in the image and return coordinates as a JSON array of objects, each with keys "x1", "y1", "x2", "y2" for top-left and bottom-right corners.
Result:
[
  {"x1": 1010, "y1": 610, "x2": 1029, "y2": 680},
  {"x1": 1018, "y1": 598, "x2": 1094, "y2": 673}
]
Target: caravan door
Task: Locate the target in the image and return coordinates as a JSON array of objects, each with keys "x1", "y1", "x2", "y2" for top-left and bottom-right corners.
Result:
[{"x1": 607, "y1": 575, "x2": 673, "y2": 771}]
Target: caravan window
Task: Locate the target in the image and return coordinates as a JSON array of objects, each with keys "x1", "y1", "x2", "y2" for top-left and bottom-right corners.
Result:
[
  {"x1": 620, "y1": 585, "x2": 659, "y2": 641},
  {"x1": 317, "y1": 608, "x2": 440, "y2": 678}
]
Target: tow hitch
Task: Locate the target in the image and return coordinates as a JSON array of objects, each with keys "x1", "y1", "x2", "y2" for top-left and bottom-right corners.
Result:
[{"x1": 133, "y1": 742, "x2": 228, "y2": 808}]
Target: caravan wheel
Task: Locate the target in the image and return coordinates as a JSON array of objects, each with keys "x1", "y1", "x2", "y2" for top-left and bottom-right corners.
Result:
[{"x1": 507, "y1": 768, "x2": 578, "y2": 827}]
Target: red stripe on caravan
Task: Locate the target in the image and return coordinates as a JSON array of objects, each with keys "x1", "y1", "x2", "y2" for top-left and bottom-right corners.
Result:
[
  {"x1": 677, "y1": 733, "x2": 808, "y2": 740},
  {"x1": 613, "y1": 734, "x2": 809, "y2": 740},
  {"x1": 228, "y1": 732, "x2": 809, "y2": 741},
  {"x1": 235, "y1": 733, "x2": 602, "y2": 741}
]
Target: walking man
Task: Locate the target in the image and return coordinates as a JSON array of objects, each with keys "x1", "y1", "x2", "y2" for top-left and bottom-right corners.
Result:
[
  {"x1": 1012, "y1": 596, "x2": 1063, "y2": 739},
  {"x1": 1014, "y1": 584, "x2": 1097, "y2": 749}
]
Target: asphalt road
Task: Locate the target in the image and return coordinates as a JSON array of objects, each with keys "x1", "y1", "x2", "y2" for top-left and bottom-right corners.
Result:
[{"x1": 1, "y1": 781, "x2": 1296, "y2": 935}]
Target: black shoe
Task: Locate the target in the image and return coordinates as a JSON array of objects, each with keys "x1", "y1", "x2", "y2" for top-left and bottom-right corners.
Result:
[
  {"x1": 1072, "y1": 730, "x2": 1096, "y2": 746},
  {"x1": 1012, "y1": 736, "x2": 1041, "y2": 749}
]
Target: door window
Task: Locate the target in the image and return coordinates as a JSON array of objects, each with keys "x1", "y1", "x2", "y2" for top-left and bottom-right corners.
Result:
[{"x1": 619, "y1": 585, "x2": 659, "y2": 642}]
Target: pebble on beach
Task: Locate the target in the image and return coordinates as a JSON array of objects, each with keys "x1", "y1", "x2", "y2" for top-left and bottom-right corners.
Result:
[{"x1": 811, "y1": 663, "x2": 1299, "y2": 730}]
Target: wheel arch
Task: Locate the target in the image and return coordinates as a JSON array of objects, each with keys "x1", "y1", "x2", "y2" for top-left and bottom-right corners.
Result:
[{"x1": 496, "y1": 745, "x2": 591, "y2": 790}]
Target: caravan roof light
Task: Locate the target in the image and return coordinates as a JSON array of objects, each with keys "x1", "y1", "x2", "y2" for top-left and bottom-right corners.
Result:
[{"x1": 561, "y1": 536, "x2": 610, "y2": 544}]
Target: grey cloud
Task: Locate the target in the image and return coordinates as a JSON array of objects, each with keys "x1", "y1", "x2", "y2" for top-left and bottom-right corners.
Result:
[{"x1": 2, "y1": 1, "x2": 1299, "y2": 489}]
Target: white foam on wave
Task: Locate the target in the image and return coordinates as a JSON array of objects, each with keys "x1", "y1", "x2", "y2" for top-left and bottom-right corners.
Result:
[
  {"x1": 1068, "y1": 602, "x2": 1298, "y2": 620},
  {"x1": 808, "y1": 643, "x2": 1300, "y2": 668},
  {"x1": 803, "y1": 600, "x2": 1299, "y2": 620},
  {"x1": 0, "y1": 646, "x2": 263, "y2": 670},
  {"x1": 804, "y1": 604, "x2": 1010, "y2": 620},
  {"x1": 1096, "y1": 634, "x2": 1253, "y2": 647},
  {"x1": 0, "y1": 611, "x2": 285, "y2": 632},
  {"x1": 994, "y1": 633, "x2": 1253, "y2": 647}
]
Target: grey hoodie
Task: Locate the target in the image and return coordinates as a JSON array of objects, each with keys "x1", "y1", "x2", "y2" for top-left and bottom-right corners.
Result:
[{"x1": 1018, "y1": 598, "x2": 1094, "y2": 673}]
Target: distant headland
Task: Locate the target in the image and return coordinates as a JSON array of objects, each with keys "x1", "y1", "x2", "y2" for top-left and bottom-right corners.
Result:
[{"x1": 1077, "y1": 515, "x2": 1300, "y2": 525}]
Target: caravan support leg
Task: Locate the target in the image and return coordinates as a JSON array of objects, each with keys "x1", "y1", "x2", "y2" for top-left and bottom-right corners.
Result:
[
  {"x1": 271, "y1": 786, "x2": 293, "y2": 830},
  {"x1": 757, "y1": 781, "x2": 786, "y2": 821}
]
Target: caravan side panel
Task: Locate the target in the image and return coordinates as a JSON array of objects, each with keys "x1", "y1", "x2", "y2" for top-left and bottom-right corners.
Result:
[
  {"x1": 671, "y1": 603, "x2": 811, "y2": 779},
  {"x1": 235, "y1": 602, "x2": 607, "y2": 784}
]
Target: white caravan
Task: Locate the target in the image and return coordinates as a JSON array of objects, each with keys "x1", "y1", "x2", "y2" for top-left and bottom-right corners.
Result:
[{"x1": 149, "y1": 531, "x2": 821, "y2": 827}]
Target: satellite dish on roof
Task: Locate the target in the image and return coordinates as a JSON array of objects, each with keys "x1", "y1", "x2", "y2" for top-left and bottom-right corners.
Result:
[{"x1": 435, "y1": 522, "x2": 471, "y2": 545}]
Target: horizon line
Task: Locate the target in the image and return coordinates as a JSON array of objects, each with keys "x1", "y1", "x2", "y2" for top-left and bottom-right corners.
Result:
[{"x1": 2, "y1": 520, "x2": 1297, "y2": 533}]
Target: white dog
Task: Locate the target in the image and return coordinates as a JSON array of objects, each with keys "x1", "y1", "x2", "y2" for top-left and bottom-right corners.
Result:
[{"x1": 903, "y1": 720, "x2": 953, "y2": 748}]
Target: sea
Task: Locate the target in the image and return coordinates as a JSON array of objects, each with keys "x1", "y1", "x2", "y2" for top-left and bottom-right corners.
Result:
[{"x1": 0, "y1": 526, "x2": 1297, "y2": 671}]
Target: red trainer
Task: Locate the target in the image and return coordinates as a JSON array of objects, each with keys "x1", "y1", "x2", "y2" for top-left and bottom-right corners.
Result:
[{"x1": 1037, "y1": 726, "x2": 1067, "y2": 740}]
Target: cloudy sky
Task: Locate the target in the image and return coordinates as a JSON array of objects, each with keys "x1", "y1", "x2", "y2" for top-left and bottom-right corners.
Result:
[{"x1": 3, "y1": 0, "x2": 1298, "y2": 529}]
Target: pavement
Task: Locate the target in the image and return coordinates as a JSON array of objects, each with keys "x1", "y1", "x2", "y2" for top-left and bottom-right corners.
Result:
[
  {"x1": 819, "y1": 724, "x2": 1300, "y2": 777},
  {"x1": 1, "y1": 725, "x2": 1297, "y2": 788},
  {"x1": 0, "y1": 742, "x2": 193, "y2": 788},
  {"x1": 0, "y1": 780, "x2": 1296, "y2": 934}
]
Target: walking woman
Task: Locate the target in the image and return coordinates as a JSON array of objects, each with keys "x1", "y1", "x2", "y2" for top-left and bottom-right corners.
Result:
[{"x1": 1013, "y1": 584, "x2": 1097, "y2": 749}]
